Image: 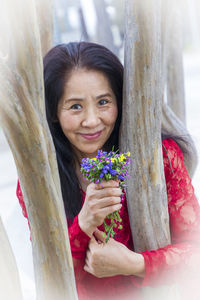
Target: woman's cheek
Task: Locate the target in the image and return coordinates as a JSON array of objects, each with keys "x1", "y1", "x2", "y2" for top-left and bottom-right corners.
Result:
[{"x1": 106, "y1": 106, "x2": 118, "y2": 125}]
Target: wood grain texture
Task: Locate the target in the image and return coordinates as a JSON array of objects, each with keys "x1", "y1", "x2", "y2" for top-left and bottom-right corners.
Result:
[
  {"x1": 0, "y1": 0, "x2": 77, "y2": 299},
  {"x1": 120, "y1": 0, "x2": 171, "y2": 252},
  {"x1": 35, "y1": 0, "x2": 54, "y2": 56},
  {"x1": 93, "y1": 0, "x2": 118, "y2": 56},
  {"x1": 166, "y1": 3, "x2": 186, "y2": 125}
]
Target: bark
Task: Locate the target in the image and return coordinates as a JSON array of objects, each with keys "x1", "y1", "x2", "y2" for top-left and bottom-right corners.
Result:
[
  {"x1": 166, "y1": 4, "x2": 186, "y2": 125},
  {"x1": 120, "y1": 0, "x2": 171, "y2": 252},
  {"x1": 35, "y1": 0, "x2": 54, "y2": 56},
  {"x1": 0, "y1": 217, "x2": 23, "y2": 300},
  {"x1": 93, "y1": 0, "x2": 118, "y2": 56},
  {"x1": 0, "y1": 0, "x2": 77, "y2": 299}
]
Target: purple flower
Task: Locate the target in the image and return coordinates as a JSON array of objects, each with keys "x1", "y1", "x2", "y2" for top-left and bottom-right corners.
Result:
[
  {"x1": 100, "y1": 168, "x2": 108, "y2": 178},
  {"x1": 81, "y1": 163, "x2": 92, "y2": 172},
  {"x1": 110, "y1": 169, "x2": 118, "y2": 175},
  {"x1": 118, "y1": 175, "x2": 125, "y2": 181}
]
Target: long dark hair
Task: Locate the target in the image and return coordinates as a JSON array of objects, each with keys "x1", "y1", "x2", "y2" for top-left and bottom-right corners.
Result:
[
  {"x1": 43, "y1": 41, "x2": 191, "y2": 222},
  {"x1": 43, "y1": 42, "x2": 123, "y2": 221}
]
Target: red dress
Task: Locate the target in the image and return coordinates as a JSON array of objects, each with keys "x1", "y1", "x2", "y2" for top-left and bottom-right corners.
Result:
[{"x1": 16, "y1": 139, "x2": 200, "y2": 299}]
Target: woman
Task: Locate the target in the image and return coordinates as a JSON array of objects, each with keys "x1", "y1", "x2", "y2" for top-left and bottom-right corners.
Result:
[{"x1": 17, "y1": 42, "x2": 200, "y2": 299}]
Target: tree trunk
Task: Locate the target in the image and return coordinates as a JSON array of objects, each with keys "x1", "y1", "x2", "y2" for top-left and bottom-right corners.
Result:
[
  {"x1": 160, "y1": 0, "x2": 197, "y2": 178},
  {"x1": 0, "y1": 217, "x2": 23, "y2": 300},
  {"x1": 0, "y1": 1, "x2": 78, "y2": 299},
  {"x1": 166, "y1": 5, "x2": 186, "y2": 125},
  {"x1": 93, "y1": 0, "x2": 118, "y2": 56},
  {"x1": 120, "y1": 0, "x2": 171, "y2": 252},
  {"x1": 35, "y1": 0, "x2": 54, "y2": 56}
]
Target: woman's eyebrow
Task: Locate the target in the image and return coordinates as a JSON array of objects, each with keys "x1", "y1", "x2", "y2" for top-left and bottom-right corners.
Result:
[
  {"x1": 64, "y1": 97, "x2": 84, "y2": 103},
  {"x1": 65, "y1": 93, "x2": 112, "y2": 103},
  {"x1": 96, "y1": 93, "x2": 112, "y2": 99}
]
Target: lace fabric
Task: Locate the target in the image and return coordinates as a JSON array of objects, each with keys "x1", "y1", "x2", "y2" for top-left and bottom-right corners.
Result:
[{"x1": 16, "y1": 139, "x2": 200, "y2": 299}]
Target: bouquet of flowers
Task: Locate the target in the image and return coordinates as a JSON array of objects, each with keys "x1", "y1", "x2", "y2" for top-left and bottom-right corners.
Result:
[{"x1": 81, "y1": 149, "x2": 131, "y2": 242}]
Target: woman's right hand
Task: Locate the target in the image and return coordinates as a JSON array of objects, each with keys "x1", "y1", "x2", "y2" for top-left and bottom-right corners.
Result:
[{"x1": 78, "y1": 180, "x2": 122, "y2": 237}]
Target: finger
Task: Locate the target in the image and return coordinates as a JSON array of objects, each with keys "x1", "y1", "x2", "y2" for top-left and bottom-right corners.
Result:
[
  {"x1": 95, "y1": 187, "x2": 122, "y2": 199},
  {"x1": 83, "y1": 264, "x2": 92, "y2": 274},
  {"x1": 95, "y1": 180, "x2": 119, "y2": 190},
  {"x1": 93, "y1": 229, "x2": 106, "y2": 243},
  {"x1": 90, "y1": 234, "x2": 97, "y2": 243},
  {"x1": 87, "y1": 183, "x2": 122, "y2": 200},
  {"x1": 102, "y1": 187, "x2": 122, "y2": 198},
  {"x1": 88, "y1": 236, "x2": 98, "y2": 248},
  {"x1": 96, "y1": 196, "x2": 121, "y2": 209},
  {"x1": 85, "y1": 249, "x2": 92, "y2": 264},
  {"x1": 85, "y1": 257, "x2": 90, "y2": 266},
  {"x1": 99, "y1": 203, "x2": 122, "y2": 216}
]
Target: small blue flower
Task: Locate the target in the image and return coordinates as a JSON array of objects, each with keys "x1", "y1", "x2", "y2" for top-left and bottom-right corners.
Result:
[
  {"x1": 110, "y1": 169, "x2": 118, "y2": 175},
  {"x1": 81, "y1": 162, "x2": 92, "y2": 172},
  {"x1": 100, "y1": 169, "x2": 108, "y2": 177},
  {"x1": 118, "y1": 175, "x2": 125, "y2": 180}
]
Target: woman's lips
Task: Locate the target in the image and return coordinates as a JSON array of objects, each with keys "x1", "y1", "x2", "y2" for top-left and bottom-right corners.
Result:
[{"x1": 80, "y1": 130, "x2": 102, "y2": 140}]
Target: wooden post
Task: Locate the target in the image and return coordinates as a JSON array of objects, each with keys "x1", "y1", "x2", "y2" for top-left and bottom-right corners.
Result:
[
  {"x1": 35, "y1": 0, "x2": 54, "y2": 56},
  {"x1": 120, "y1": 0, "x2": 171, "y2": 252},
  {"x1": 0, "y1": 0, "x2": 78, "y2": 299},
  {"x1": 161, "y1": 0, "x2": 198, "y2": 178},
  {"x1": 93, "y1": 0, "x2": 118, "y2": 56},
  {"x1": 166, "y1": 4, "x2": 186, "y2": 125}
]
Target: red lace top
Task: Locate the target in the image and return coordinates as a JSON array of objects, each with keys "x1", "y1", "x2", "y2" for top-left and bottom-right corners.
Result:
[{"x1": 16, "y1": 139, "x2": 200, "y2": 300}]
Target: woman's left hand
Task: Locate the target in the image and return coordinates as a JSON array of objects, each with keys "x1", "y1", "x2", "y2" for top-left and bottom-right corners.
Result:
[{"x1": 84, "y1": 229, "x2": 145, "y2": 278}]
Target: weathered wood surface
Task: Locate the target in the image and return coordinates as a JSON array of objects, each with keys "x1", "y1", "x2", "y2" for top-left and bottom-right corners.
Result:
[
  {"x1": 166, "y1": 4, "x2": 186, "y2": 125},
  {"x1": 93, "y1": 0, "x2": 118, "y2": 56},
  {"x1": 121, "y1": 0, "x2": 171, "y2": 252},
  {"x1": 161, "y1": 0, "x2": 197, "y2": 178},
  {"x1": 0, "y1": 217, "x2": 23, "y2": 300},
  {"x1": 35, "y1": 0, "x2": 54, "y2": 56},
  {"x1": 0, "y1": 0, "x2": 77, "y2": 299}
]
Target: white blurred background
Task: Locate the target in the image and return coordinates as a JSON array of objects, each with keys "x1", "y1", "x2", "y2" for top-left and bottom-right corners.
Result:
[{"x1": 0, "y1": 0, "x2": 200, "y2": 299}]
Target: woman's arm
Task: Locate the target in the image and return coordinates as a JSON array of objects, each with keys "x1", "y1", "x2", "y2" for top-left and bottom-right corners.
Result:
[
  {"x1": 84, "y1": 139, "x2": 200, "y2": 287},
  {"x1": 84, "y1": 229, "x2": 145, "y2": 278},
  {"x1": 139, "y1": 138, "x2": 200, "y2": 286}
]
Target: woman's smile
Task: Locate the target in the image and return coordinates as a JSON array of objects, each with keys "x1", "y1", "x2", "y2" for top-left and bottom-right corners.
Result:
[
  {"x1": 57, "y1": 68, "x2": 118, "y2": 159},
  {"x1": 79, "y1": 130, "x2": 103, "y2": 140}
]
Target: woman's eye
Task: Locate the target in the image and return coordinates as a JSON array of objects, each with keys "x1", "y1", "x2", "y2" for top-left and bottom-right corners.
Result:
[
  {"x1": 70, "y1": 104, "x2": 82, "y2": 110},
  {"x1": 98, "y1": 99, "x2": 108, "y2": 106}
]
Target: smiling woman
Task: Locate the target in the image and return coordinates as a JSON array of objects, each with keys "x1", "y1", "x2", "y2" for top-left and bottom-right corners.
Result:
[
  {"x1": 16, "y1": 42, "x2": 200, "y2": 300},
  {"x1": 42, "y1": 42, "x2": 123, "y2": 221},
  {"x1": 57, "y1": 69, "x2": 118, "y2": 159}
]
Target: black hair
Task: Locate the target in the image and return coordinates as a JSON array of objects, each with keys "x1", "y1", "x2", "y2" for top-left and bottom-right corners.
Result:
[
  {"x1": 43, "y1": 41, "x2": 192, "y2": 222},
  {"x1": 43, "y1": 42, "x2": 123, "y2": 220}
]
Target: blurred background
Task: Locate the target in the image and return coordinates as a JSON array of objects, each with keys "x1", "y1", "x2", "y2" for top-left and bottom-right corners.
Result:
[{"x1": 0, "y1": 0, "x2": 200, "y2": 299}]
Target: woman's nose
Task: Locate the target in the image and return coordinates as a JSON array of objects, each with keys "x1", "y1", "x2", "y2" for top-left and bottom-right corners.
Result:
[{"x1": 82, "y1": 107, "x2": 101, "y2": 128}]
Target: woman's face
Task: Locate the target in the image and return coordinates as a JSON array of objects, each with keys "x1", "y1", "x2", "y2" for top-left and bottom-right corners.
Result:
[{"x1": 57, "y1": 68, "x2": 118, "y2": 160}]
